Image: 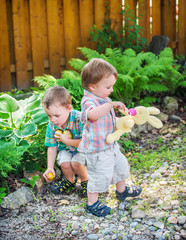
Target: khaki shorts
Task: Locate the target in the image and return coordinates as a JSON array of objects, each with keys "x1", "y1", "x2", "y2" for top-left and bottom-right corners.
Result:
[
  {"x1": 57, "y1": 150, "x2": 83, "y2": 166},
  {"x1": 80, "y1": 143, "x2": 130, "y2": 193}
]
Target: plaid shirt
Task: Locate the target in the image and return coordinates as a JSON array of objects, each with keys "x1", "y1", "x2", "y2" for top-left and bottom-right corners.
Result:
[
  {"x1": 78, "y1": 90, "x2": 115, "y2": 153},
  {"x1": 45, "y1": 110, "x2": 84, "y2": 153}
]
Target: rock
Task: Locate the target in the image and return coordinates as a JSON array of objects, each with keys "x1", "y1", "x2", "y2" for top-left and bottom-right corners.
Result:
[
  {"x1": 87, "y1": 234, "x2": 99, "y2": 240},
  {"x1": 180, "y1": 229, "x2": 186, "y2": 238},
  {"x1": 162, "y1": 96, "x2": 178, "y2": 114},
  {"x1": 131, "y1": 209, "x2": 146, "y2": 219},
  {"x1": 157, "y1": 112, "x2": 169, "y2": 122},
  {"x1": 177, "y1": 216, "x2": 186, "y2": 225},
  {"x1": 153, "y1": 221, "x2": 164, "y2": 229},
  {"x1": 167, "y1": 216, "x2": 177, "y2": 224},
  {"x1": 170, "y1": 115, "x2": 181, "y2": 121},
  {"x1": 1, "y1": 186, "x2": 35, "y2": 210}
]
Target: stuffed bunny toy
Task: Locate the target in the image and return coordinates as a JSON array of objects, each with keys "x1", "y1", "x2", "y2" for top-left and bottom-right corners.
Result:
[{"x1": 106, "y1": 106, "x2": 163, "y2": 144}]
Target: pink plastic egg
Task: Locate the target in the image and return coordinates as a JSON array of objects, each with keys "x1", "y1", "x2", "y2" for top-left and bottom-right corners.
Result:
[{"x1": 128, "y1": 108, "x2": 137, "y2": 116}]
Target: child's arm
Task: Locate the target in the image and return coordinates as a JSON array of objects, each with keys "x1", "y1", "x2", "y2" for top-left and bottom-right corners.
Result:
[
  {"x1": 43, "y1": 146, "x2": 57, "y2": 182},
  {"x1": 88, "y1": 101, "x2": 126, "y2": 121}
]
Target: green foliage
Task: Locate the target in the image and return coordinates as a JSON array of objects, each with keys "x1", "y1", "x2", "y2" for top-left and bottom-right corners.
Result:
[
  {"x1": 90, "y1": 5, "x2": 149, "y2": 54},
  {"x1": 0, "y1": 187, "x2": 7, "y2": 204},
  {"x1": 118, "y1": 137, "x2": 135, "y2": 152},
  {"x1": 0, "y1": 93, "x2": 48, "y2": 178},
  {"x1": 22, "y1": 126, "x2": 47, "y2": 172},
  {"x1": 33, "y1": 73, "x2": 84, "y2": 111},
  {"x1": 0, "y1": 138, "x2": 23, "y2": 177},
  {"x1": 20, "y1": 175, "x2": 40, "y2": 188},
  {"x1": 0, "y1": 93, "x2": 48, "y2": 150},
  {"x1": 59, "y1": 46, "x2": 184, "y2": 105}
]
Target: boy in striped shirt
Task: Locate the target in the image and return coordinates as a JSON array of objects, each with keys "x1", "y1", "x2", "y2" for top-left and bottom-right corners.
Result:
[
  {"x1": 78, "y1": 59, "x2": 142, "y2": 216},
  {"x1": 43, "y1": 86, "x2": 88, "y2": 197}
]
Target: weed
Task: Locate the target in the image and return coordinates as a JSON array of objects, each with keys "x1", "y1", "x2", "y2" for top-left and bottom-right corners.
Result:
[{"x1": 20, "y1": 175, "x2": 40, "y2": 189}]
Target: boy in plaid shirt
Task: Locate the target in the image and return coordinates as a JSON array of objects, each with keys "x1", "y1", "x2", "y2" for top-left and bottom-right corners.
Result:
[
  {"x1": 43, "y1": 86, "x2": 88, "y2": 197},
  {"x1": 78, "y1": 59, "x2": 142, "y2": 216}
]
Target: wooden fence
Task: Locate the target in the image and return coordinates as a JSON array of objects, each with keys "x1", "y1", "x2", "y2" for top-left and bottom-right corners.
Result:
[{"x1": 0, "y1": 0, "x2": 185, "y2": 92}]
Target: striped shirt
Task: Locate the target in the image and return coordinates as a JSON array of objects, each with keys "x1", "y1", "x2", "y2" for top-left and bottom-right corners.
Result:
[
  {"x1": 78, "y1": 90, "x2": 115, "y2": 153},
  {"x1": 45, "y1": 110, "x2": 84, "y2": 153}
]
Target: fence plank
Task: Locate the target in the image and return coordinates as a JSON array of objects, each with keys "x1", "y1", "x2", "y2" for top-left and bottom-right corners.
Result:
[
  {"x1": 162, "y1": 0, "x2": 176, "y2": 50},
  {"x1": 29, "y1": 0, "x2": 45, "y2": 78},
  {"x1": 178, "y1": 0, "x2": 186, "y2": 56},
  {"x1": 110, "y1": 0, "x2": 122, "y2": 34},
  {"x1": 58, "y1": 0, "x2": 65, "y2": 65},
  {"x1": 124, "y1": 0, "x2": 137, "y2": 38},
  {"x1": 94, "y1": 0, "x2": 106, "y2": 29},
  {"x1": 12, "y1": 0, "x2": 29, "y2": 89},
  {"x1": 79, "y1": 0, "x2": 94, "y2": 49},
  {"x1": 46, "y1": 0, "x2": 61, "y2": 78},
  {"x1": 63, "y1": 0, "x2": 80, "y2": 68},
  {"x1": 138, "y1": 0, "x2": 150, "y2": 40},
  {"x1": 151, "y1": 0, "x2": 161, "y2": 37},
  {"x1": 0, "y1": 0, "x2": 12, "y2": 91}
]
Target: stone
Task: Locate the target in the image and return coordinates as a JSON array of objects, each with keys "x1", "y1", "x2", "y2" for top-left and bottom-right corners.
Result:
[
  {"x1": 131, "y1": 209, "x2": 146, "y2": 219},
  {"x1": 177, "y1": 216, "x2": 186, "y2": 225},
  {"x1": 162, "y1": 96, "x2": 178, "y2": 114},
  {"x1": 1, "y1": 186, "x2": 35, "y2": 210},
  {"x1": 167, "y1": 216, "x2": 177, "y2": 224}
]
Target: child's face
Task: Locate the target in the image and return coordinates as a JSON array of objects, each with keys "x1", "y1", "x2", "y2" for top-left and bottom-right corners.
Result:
[
  {"x1": 89, "y1": 74, "x2": 116, "y2": 99},
  {"x1": 44, "y1": 103, "x2": 72, "y2": 128}
]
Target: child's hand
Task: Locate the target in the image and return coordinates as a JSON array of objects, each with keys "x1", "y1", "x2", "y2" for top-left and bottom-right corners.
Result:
[
  {"x1": 110, "y1": 101, "x2": 127, "y2": 111},
  {"x1": 43, "y1": 168, "x2": 55, "y2": 182},
  {"x1": 55, "y1": 130, "x2": 72, "y2": 144}
]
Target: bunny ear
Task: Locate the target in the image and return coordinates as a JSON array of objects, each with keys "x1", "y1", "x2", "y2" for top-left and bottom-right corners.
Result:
[
  {"x1": 147, "y1": 107, "x2": 160, "y2": 115},
  {"x1": 148, "y1": 116, "x2": 163, "y2": 128}
]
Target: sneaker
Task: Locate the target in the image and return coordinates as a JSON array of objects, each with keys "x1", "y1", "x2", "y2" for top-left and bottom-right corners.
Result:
[
  {"x1": 81, "y1": 181, "x2": 88, "y2": 197},
  {"x1": 85, "y1": 200, "x2": 111, "y2": 217},
  {"x1": 51, "y1": 176, "x2": 77, "y2": 194}
]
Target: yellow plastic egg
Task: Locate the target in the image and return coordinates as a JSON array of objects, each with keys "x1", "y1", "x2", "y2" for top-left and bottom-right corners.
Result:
[
  {"x1": 48, "y1": 172, "x2": 54, "y2": 180},
  {"x1": 55, "y1": 129, "x2": 72, "y2": 139}
]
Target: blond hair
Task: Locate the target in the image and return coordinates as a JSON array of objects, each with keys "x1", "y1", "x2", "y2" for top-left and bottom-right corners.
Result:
[
  {"x1": 81, "y1": 58, "x2": 117, "y2": 90},
  {"x1": 43, "y1": 86, "x2": 71, "y2": 109}
]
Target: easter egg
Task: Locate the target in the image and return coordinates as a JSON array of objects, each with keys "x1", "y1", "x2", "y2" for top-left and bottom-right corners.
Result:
[{"x1": 48, "y1": 172, "x2": 54, "y2": 180}]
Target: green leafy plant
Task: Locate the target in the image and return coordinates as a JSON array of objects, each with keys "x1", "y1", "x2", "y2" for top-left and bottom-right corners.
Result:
[
  {"x1": 20, "y1": 175, "x2": 40, "y2": 188},
  {"x1": 33, "y1": 74, "x2": 83, "y2": 111},
  {"x1": 48, "y1": 209, "x2": 56, "y2": 222},
  {"x1": 0, "y1": 93, "x2": 48, "y2": 155},
  {"x1": 0, "y1": 187, "x2": 7, "y2": 204},
  {"x1": 22, "y1": 125, "x2": 47, "y2": 172},
  {"x1": 0, "y1": 138, "x2": 23, "y2": 177},
  {"x1": 90, "y1": 4, "x2": 149, "y2": 54},
  {"x1": 57, "y1": 47, "x2": 184, "y2": 105}
]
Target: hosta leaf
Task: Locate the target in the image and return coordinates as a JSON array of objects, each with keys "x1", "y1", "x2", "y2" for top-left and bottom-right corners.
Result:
[
  {"x1": 26, "y1": 99, "x2": 42, "y2": 113},
  {"x1": 12, "y1": 108, "x2": 26, "y2": 128},
  {"x1": 0, "y1": 121, "x2": 10, "y2": 128},
  {"x1": 0, "y1": 138, "x2": 16, "y2": 148},
  {"x1": 0, "y1": 112, "x2": 9, "y2": 119},
  {"x1": 0, "y1": 129, "x2": 13, "y2": 138},
  {"x1": 31, "y1": 109, "x2": 48, "y2": 125},
  {"x1": 0, "y1": 94, "x2": 19, "y2": 113},
  {"x1": 17, "y1": 139, "x2": 30, "y2": 155},
  {"x1": 15, "y1": 123, "x2": 37, "y2": 138}
]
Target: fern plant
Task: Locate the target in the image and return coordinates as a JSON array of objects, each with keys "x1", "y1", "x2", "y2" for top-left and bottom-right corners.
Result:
[
  {"x1": 64, "y1": 47, "x2": 185, "y2": 104},
  {"x1": 33, "y1": 73, "x2": 84, "y2": 111},
  {"x1": 33, "y1": 47, "x2": 185, "y2": 106}
]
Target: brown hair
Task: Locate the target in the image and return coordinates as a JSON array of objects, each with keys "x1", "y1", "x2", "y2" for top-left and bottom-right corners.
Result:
[
  {"x1": 42, "y1": 85, "x2": 71, "y2": 109},
  {"x1": 81, "y1": 58, "x2": 117, "y2": 90}
]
